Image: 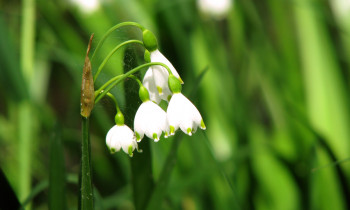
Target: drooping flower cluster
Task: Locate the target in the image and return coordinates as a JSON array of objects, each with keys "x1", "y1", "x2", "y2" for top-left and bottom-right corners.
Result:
[{"x1": 104, "y1": 28, "x2": 205, "y2": 156}]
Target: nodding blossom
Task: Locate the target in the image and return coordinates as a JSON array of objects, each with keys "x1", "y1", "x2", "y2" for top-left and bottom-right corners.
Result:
[
  {"x1": 167, "y1": 92, "x2": 206, "y2": 136},
  {"x1": 106, "y1": 124, "x2": 138, "y2": 157},
  {"x1": 166, "y1": 74, "x2": 206, "y2": 136},
  {"x1": 134, "y1": 86, "x2": 169, "y2": 142},
  {"x1": 143, "y1": 49, "x2": 183, "y2": 103}
]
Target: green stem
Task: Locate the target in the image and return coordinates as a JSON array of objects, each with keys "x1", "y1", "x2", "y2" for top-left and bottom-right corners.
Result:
[
  {"x1": 19, "y1": 0, "x2": 35, "y2": 206},
  {"x1": 93, "y1": 40, "x2": 144, "y2": 81},
  {"x1": 91, "y1": 22, "x2": 145, "y2": 61},
  {"x1": 18, "y1": 103, "x2": 32, "y2": 207},
  {"x1": 79, "y1": 117, "x2": 94, "y2": 210},
  {"x1": 128, "y1": 75, "x2": 143, "y2": 86},
  {"x1": 106, "y1": 92, "x2": 121, "y2": 113},
  {"x1": 21, "y1": 0, "x2": 35, "y2": 80},
  {"x1": 94, "y1": 75, "x2": 123, "y2": 98},
  {"x1": 94, "y1": 62, "x2": 171, "y2": 104}
]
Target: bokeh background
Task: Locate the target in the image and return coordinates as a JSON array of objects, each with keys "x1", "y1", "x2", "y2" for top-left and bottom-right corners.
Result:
[{"x1": 1, "y1": 0, "x2": 350, "y2": 209}]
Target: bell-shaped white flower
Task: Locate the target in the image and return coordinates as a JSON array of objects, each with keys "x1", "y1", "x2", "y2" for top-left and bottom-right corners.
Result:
[
  {"x1": 167, "y1": 93, "x2": 206, "y2": 136},
  {"x1": 134, "y1": 100, "x2": 169, "y2": 142},
  {"x1": 143, "y1": 50, "x2": 183, "y2": 102},
  {"x1": 106, "y1": 124, "x2": 138, "y2": 157}
]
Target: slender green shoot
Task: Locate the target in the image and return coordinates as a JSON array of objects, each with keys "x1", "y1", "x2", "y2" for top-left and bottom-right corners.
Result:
[{"x1": 19, "y1": 0, "x2": 36, "y2": 205}]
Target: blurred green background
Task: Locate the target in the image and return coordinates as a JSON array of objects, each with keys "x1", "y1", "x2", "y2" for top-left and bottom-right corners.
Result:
[{"x1": 1, "y1": 0, "x2": 350, "y2": 209}]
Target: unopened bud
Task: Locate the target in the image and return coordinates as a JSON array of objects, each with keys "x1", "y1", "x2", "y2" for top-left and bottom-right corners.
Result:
[
  {"x1": 142, "y1": 29, "x2": 158, "y2": 52},
  {"x1": 81, "y1": 34, "x2": 95, "y2": 118}
]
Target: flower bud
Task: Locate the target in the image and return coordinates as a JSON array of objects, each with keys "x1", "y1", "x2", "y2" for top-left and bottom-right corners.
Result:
[
  {"x1": 80, "y1": 34, "x2": 95, "y2": 118},
  {"x1": 142, "y1": 29, "x2": 158, "y2": 52}
]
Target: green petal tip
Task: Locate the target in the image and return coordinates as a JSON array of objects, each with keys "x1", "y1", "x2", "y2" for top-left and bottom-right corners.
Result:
[
  {"x1": 170, "y1": 126, "x2": 175, "y2": 135},
  {"x1": 128, "y1": 145, "x2": 134, "y2": 157},
  {"x1": 135, "y1": 132, "x2": 141, "y2": 142},
  {"x1": 187, "y1": 128, "x2": 192, "y2": 136},
  {"x1": 200, "y1": 120, "x2": 206, "y2": 130}
]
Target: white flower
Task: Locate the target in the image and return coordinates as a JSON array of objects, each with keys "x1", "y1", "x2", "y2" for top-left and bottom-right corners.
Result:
[
  {"x1": 134, "y1": 100, "x2": 169, "y2": 142},
  {"x1": 167, "y1": 93, "x2": 206, "y2": 136},
  {"x1": 197, "y1": 0, "x2": 232, "y2": 19},
  {"x1": 143, "y1": 50, "x2": 183, "y2": 103},
  {"x1": 106, "y1": 124, "x2": 138, "y2": 157}
]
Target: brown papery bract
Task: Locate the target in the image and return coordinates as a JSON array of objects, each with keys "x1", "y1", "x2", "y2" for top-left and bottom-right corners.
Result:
[{"x1": 80, "y1": 34, "x2": 95, "y2": 118}]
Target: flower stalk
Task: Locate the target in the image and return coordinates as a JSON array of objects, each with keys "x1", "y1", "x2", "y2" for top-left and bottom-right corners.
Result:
[
  {"x1": 79, "y1": 117, "x2": 94, "y2": 210},
  {"x1": 79, "y1": 34, "x2": 95, "y2": 210}
]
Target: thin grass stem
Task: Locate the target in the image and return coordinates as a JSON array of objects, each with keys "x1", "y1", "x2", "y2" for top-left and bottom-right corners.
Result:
[{"x1": 79, "y1": 117, "x2": 94, "y2": 210}]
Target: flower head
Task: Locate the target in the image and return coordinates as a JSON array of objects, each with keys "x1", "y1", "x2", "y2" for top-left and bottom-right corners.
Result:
[
  {"x1": 143, "y1": 50, "x2": 183, "y2": 103},
  {"x1": 134, "y1": 100, "x2": 169, "y2": 142},
  {"x1": 167, "y1": 93, "x2": 206, "y2": 136},
  {"x1": 106, "y1": 124, "x2": 138, "y2": 157}
]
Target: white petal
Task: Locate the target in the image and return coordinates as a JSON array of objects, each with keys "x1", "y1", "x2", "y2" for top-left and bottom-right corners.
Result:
[
  {"x1": 134, "y1": 101, "x2": 168, "y2": 141},
  {"x1": 134, "y1": 112, "x2": 145, "y2": 142},
  {"x1": 150, "y1": 50, "x2": 182, "y2": 81},
  {"x1": 143, "y1": 68, "x2": 161, "y2": 104},
  {"x1": 151, "y1": 66, "x2": 172, "y2": 101},
  {"x1": 167, "y1": 93, "x2": 204, "y2": 135},
  {"x1": 106, "y1": 125, "x2": 121, "y2": 151}
]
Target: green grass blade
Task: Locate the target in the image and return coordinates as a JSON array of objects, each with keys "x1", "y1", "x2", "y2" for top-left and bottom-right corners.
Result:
[
  {"x1": 0, "y1": 16, "x2": 28, "y2": 101},
  {"x1": 18, "y1": 102, "x2": 33, "y2": 206},
  {"x1": 49, "y1": 125, "x2": 67, "y2": 210}
]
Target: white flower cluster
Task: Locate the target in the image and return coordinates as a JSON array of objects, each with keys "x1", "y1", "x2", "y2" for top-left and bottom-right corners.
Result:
[{"x1": 105, "y1": 30, "x2": 205, "y2": 157}]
